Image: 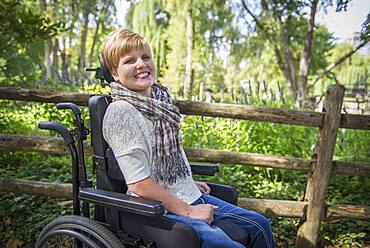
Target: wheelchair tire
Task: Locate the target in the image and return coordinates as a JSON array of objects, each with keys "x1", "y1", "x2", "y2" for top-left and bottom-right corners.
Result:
[{"x1": 35, "y1": 215, "x2": 124, "y2": 248}]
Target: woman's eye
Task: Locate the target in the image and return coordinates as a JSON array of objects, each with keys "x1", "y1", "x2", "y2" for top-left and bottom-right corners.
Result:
[
  {"x1": 142, "y1": 55, "x2": 151, "y2": 60},
  {"x1": 124, "y1": 59, "x2": 135, "y2": 64}
]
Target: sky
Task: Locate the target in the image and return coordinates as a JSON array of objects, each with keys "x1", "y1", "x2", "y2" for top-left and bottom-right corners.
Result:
[
  {"x1": 115, "y1": 0, "x2": 130, "y2": 26},
  {"x1": 115, "y1": 0, "x2": 369, "y2": 42},
  {"x1": 316, "y1": 0, "x2": 369, "y2": 42}
]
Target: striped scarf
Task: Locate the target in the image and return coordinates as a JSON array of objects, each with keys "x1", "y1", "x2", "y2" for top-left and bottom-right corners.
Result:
[{"x1": 110, "y1": 82, "x2": 190, "y2": 185}]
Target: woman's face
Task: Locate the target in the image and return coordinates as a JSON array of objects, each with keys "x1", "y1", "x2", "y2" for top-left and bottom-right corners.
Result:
[{"x1": 113, "y1": 49, "x2": 156, "y2": 97}]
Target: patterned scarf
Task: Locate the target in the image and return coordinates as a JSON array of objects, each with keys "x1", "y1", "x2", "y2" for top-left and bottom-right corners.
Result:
[{"x1": 110, "y1": 82, "x2": 190, "y2": 185}]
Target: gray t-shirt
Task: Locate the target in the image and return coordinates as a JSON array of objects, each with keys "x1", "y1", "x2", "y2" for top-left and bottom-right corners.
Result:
[{"x1": 102, "y1": 100, "x2": 201, "y2": 204}]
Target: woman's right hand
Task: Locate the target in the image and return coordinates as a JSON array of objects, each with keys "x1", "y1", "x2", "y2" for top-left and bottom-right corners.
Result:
[{"x1": 188, "y1": 204, "x2": 217, "y2": 225}]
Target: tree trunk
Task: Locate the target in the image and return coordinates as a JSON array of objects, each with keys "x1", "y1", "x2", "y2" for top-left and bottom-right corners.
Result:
[
  {"x1": 184, "y1": 0, "x2": 193, "y2": 100},
  {"x1": 77, "y1": 4, "x2": 91, "y2": 84},
  {"x1": 44, "y1": 40, "x2": 53, "y2": 80},
  {"x1": 88, "y1": 17, "x2": 101, "y2": 68},
  {"x1": 67, "y1": 4, "x2": 78, "y2": 84},
  {"x1": 52, "y1": 38, "x2": 60, "y2": 81},
  {"x1": 281, "y1": 27, "x2": 297, "y2": 98},
  {"x1": 39, "y1": 0, "x2": 52, "y2": 80},
  {"x1": 271, "y1": 4, "x2": 298, "y2": 98},
  {"x1": 88, "y1": 2, "x2": 110, "y2": 68},
  {"x1": 243, "y1": 0, "x2": 298, "y2": 99},
  {"x1": 298, "y1": 0, "x2": 319, "y2": 100},
  {"x1": 60, "y1": 36, "x2": 70, "y2": 83}
]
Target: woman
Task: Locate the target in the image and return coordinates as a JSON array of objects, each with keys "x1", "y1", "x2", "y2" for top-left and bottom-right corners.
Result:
[{"x1": 101, "y1": 27, "x2": 275, "y2": 248}]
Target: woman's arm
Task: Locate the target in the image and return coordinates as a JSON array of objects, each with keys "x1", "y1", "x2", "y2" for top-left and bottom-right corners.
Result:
[{"x1": 128, "y1": 177, "x2": 216, "y2": 224}]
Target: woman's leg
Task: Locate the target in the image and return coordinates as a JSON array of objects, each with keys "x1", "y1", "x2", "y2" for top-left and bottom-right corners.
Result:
[
  {"x1": 163, "y1": 212, "x2": 245, "y2": 248},
  {"x1": 202, "y1": 194, "x2": 275, "y2": 248}
]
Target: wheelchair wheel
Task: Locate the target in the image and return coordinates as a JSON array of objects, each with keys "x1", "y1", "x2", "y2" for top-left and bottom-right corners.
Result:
[{"x1": 35, "y1": 215, "x2": 124, "y2": 248}]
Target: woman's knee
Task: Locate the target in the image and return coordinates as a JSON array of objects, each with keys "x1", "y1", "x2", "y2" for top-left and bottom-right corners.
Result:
[
  {"x1": 254, "y1": 213, "x2": 271, "y2": 230},
  {"x1": 249, "y1": 213, "x2": 274, "y2": 248}
]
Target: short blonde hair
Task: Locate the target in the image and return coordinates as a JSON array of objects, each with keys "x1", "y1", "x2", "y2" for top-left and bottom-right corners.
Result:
[{"x1": 100, "y1": 28, "x2": 152, "y2": 74}]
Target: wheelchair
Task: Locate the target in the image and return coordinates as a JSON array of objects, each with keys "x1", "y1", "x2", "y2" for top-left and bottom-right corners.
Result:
[{"x1": 35, "y1": 60, "x2": 244, "y2": 248}]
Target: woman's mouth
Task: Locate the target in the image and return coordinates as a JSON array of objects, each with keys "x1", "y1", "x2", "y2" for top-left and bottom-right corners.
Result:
[{"x1": 135, "y1": 71, "x2": 150, "y2": 79}]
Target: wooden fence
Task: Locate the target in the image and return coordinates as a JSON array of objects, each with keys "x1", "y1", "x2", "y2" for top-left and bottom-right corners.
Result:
[{"x1": 0, "y1": 85, "x2": 369, "y2": 247}]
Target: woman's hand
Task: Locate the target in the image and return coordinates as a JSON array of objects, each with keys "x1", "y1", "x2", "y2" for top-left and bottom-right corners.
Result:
[
  {"x1": 129, "y1": 177, "x2": 216, "y2": 224},
  {"x1": 195, "y1": 181, "x2": 211, "y2": 194},
  {"x1": 188, "y1": 204, "x2": 217, "y2": 225}
]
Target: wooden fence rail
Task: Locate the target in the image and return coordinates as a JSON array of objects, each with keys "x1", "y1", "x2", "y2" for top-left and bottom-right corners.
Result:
[
  {"x1": 1, "y1": 87, "x2": 369, "y2": 130},
  {"x1": 1, "y1": 134, "x2": 369, "y2": 177},
  {"x1": 0, "y1": 177, "x2": 368, "y2": 221},
  {"x1": 0, "y1": 85, "x2": 369, "y2": 247}
]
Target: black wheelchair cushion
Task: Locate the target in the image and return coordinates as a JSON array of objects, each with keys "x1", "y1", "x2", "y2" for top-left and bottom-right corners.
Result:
[{"x1": 106, "y1": 148, "x2": 125, "y2": 182}]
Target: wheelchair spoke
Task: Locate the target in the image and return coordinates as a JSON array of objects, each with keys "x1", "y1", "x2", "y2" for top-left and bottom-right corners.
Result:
[
  {"x1": 43, "y1": 234, "x2": 73, "y2": 247},
  {"x1": 38, "y1": 226, "x2": 115, "y2": 247},
  {"x1": 36, "y1": 215, "x2": 123, "y2": 248}
]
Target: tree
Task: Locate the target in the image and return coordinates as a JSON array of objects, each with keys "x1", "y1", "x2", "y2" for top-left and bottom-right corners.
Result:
[
  {"x1": 126, "y1": 0, "x2": 236, "y2": 99},
  {"x1": 77, "y1": 0, "x2": 94, "y2": 82},
  {"x1": 126, "y1": 0, "x2": 169, "y2": 78},
  {"x1": 240, "y1": 0, "x2": 369, "y2": 101},
  {"x1": 314, "y1": 42, "x2": 370, "y2": 95},
  {"x1": 38, "y1": 0, "x2": 116, "y2": 85},
  {"x1": 162, "y1": 0, "x2": 236, "y2": 98},
  {"x1": 0, "y1": 0, "x2": 58, "y2": 85}
]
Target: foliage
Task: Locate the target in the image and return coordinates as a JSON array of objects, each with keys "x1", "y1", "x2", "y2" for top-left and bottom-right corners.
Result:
[
  {"x1": 126, "y1": 0, "x2": 237, "y2": 97},
  {"x1": 0, "y1": 0, "x2": 369, "y2": 246},
  {"x1": 0, "y1": 0, "x2": 59, "y2": 86},
  {"x1": 0, "y1": 0, "x2": 117, "y2": 87},
  {"x1": 316, "y1": 43, "x2": 370, "y2": 96},
  {"x1": 126, "y1": 0, "x2": 169, "y2": 77},
  {"x1": 0, "y1": 193, "x2": 72, "y2": 247},
  {"x1": 122, "y1": 0, "x2": 367, "y2": 101},
  {"x1": 0, "y1": 93, "x2": 369, "y2": 246},
  {"x1": 0, "y1": 0, "x2": 367, "y2": 101},
  {"x1": 0, "y1": 152, "x2": 68, "y2": 245}
]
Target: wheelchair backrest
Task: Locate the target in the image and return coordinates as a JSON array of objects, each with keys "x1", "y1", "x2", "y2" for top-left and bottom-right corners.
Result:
[{"x1": 89, "y1": 94, "x2": 128, "y2": 193}]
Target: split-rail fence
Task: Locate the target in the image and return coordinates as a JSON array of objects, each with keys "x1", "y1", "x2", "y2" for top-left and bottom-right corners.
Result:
[{"x1": 0, "y1": 85, "x2": 369, "y2": 247}]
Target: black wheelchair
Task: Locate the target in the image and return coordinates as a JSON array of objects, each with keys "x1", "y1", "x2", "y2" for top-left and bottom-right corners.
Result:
[{"x1": 35, "y1": 61, "x2": 245, "y2": 248}]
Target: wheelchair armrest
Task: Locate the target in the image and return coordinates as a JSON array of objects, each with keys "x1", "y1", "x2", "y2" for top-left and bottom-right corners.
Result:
[
  {"x1": 206, "y1": 181, "x2": 238, "y2": 205},
  {"x1": 190, "y1": 163, "x2": 219, "y2": 176},
  {"x1": 79, "y1": 188, "x2": 165, "y2": 217}
]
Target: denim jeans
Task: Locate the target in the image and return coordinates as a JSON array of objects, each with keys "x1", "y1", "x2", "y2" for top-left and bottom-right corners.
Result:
[{"x1": 163, "y1": 194, "x2": 275, "y2": 248}]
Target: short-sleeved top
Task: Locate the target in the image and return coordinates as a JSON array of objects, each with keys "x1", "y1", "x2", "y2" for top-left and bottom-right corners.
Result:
[{"x1": 102, "y1": 100, "x2": 201, "y2": 204}]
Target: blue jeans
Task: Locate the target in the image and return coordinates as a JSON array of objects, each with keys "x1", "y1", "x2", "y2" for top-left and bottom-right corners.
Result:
[{"x1": 164, "y1": 194, "x2": 275, "y2": 248}]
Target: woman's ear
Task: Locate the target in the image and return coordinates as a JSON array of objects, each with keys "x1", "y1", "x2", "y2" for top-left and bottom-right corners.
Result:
[
  {"x1": 111, "y1": 70, "x2": 120, "y2": 82},
  {"x1": 112, "y1": 74, "x2": 120, "y2": 82}
]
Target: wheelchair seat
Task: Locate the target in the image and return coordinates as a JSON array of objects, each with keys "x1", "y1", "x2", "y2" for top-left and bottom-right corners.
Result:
[{"x1": 88, "y1": 94, "x2": 246, "y2": 247}]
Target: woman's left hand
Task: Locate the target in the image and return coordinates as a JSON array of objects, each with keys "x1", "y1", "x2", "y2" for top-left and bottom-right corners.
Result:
[{"x1": 195, "y1": 181, "x2": 211, "y2": 194}]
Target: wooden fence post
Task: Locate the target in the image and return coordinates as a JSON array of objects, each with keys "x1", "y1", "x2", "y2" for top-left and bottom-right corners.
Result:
[{"x1": 295, "y1": 85, "x2": 345, "y2": 247}]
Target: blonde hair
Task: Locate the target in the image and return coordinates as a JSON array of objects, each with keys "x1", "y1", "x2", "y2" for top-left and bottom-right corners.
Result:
[{"x1": 100, "y1": 28, "x2": 152, "y2": 74}]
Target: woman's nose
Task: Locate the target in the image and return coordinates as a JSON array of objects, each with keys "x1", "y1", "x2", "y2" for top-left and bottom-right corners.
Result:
[{"x1": 136, "y1": 58, "x2": 146, "y2": 69}]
